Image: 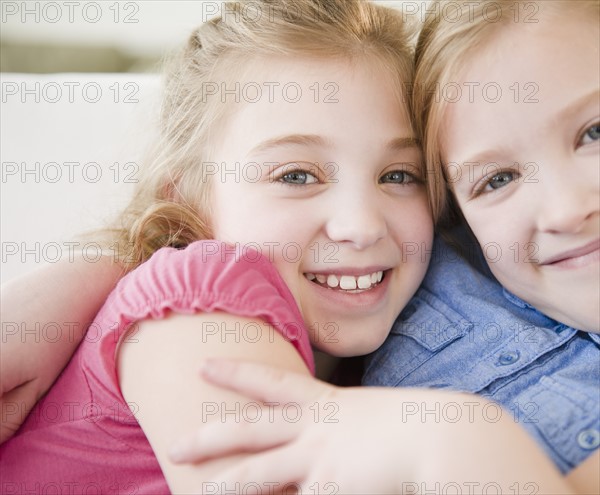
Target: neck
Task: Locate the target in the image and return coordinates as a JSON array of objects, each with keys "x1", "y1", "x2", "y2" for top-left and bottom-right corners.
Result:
[{"x1": 312, "y1": 349, "x2": 341, "y2": 381}]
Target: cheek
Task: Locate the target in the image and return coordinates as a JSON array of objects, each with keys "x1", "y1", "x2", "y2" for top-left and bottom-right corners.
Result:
[
  {"x1": 211, "y1": 181, "x2": 287, "y2": 243},
  {"x1": 460, "y1": 205, "x2": 526, "y2": 282},
  {"x1": 456, "y1": 195, "x2": 503, "y2": 247},
  {"x1": 390, "y1": 195, "x2": 434, "y2": 246},
  {"x1": 211, "y1": 208, "x2": 251, "y2": 243},
  {"x1": 210, "y1": 181, "x2": 243, "y2": 240}
]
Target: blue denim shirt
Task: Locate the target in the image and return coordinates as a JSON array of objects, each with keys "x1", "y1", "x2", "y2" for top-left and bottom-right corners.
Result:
[{"x1": 363, "y1": 237, "x2": 600, "y2": 473}]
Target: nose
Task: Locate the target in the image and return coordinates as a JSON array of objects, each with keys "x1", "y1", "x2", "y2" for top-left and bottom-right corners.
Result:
[
  {"x1": 536, "y1": 175, "x2": 598, "y2": 234},
  {"x1": 324, "y1": 187, "x2": 388, "y2": 249}
]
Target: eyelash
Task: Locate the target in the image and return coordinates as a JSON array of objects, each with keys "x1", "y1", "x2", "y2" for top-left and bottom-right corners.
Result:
[
  {"x1": 276, "y1": 168, "x2": 319, "y2": 186},
  {"x1": 577, "y1": 122, "x2": 600, "y2": 147},
  {"x1": 472, "y1": 168, "x2": 521, "y2": 198},
  {"x1": 379, "y1": 170, "x2": 420, "y2": 185}
]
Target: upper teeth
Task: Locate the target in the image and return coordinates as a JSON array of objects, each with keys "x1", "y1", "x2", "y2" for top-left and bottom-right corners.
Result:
[{"x1": 305, "y1": 271, "x2": 383, "y2": 291}]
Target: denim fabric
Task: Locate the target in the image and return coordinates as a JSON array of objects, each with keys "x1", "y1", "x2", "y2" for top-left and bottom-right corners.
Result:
[{"x1": 364, "y1": 237, "x2": 600, "y2": 473}]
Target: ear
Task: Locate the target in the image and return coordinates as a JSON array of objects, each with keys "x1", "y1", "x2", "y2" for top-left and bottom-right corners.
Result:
[
  {"x1": 160, "y1": 180, "x2": 178, "y2": 202},
  {"x1": 160, "y1": 174, "x2": 186, "y2": 203}
]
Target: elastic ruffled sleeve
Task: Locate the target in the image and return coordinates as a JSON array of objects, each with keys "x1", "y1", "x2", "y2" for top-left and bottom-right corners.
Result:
[{"x1": 84, "y1": 240, "x2": 314, "y2": 398}]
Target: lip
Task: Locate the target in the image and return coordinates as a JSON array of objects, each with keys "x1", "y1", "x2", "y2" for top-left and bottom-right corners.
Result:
[
  {"x1": 540, "y1": 238, "x2": 600, "y2": 268},
  {"x1": 303, "y1": 268, "x2": 393, "y2": 311}
]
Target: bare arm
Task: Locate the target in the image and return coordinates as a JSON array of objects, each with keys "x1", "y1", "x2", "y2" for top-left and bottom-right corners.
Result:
[
  {"x1": 117, "y1": 311, "x2": 310, "y2": 494},
  {"x1": 1, "y1": 253, "x2": 123, "y2": 443},
  {"x1": 170, "y1": 361, "x2": 581, "y2": 494}
]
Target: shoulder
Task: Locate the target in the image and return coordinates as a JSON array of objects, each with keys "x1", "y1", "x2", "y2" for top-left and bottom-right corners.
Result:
[
  {"x1": 364, "y1": 237, "x2": 598, "y2": 391},
  {"x1": 117, "y1": 310, "x2": 311, "y2": 493}
]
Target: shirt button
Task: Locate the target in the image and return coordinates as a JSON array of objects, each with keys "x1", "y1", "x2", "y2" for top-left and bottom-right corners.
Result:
[
  {"x1": 497, "y1": 350, "x2": 520, "y2": 366},
  {"x1": 577, "y1": 429, "x2": 600, "y2": 450},
  {"x1": 554, "y1": 324, "x2": 568, "y2": 333}
]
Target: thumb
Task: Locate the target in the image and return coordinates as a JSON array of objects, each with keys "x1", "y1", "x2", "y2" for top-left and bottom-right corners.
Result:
[
  {"x1": 1, "y1": 382, "x2": 40, "y2": 443},
  {"x1": 200, "y1": 359, "x2": 330, "y2": 405}
]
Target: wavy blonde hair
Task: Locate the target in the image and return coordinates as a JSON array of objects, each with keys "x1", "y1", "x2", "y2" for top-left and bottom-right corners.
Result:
[
  {"x1": 106, "y1": 0, "x2": 418, "y2": 269},
  {"x1": 412, "y1": 0, "x2": 599, "y2": 226}
]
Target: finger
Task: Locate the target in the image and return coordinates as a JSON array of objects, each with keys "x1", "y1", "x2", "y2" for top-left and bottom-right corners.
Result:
[
  {"x1": 200, "y1": 359, "x2": 329, "y2": 404},
  {"x1": 0, "y1": 382, "x2": 39, "y2": 443},
  {"x1": 208, "y1": 443, "x2": 307, "y2": 494},
  {"x1": 169, "y1": 412, "x2": 301, "y2": 463}
]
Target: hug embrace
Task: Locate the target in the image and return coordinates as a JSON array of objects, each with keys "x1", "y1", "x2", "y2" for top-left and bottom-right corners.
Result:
[{"x1": 1, "y1": 0, "x2": 598, "y2": 494}]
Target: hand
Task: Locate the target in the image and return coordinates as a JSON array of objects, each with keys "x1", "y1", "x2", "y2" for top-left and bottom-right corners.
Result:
[
  {"x1": 0, "y1": 382, "x2": 40, "y2": 444},
  {"x1": 0, "y1": 254, "x2": 122, "y2": 444},
  {"x1": 168, "y1": 359, "x2": 408, "y2": 494}
]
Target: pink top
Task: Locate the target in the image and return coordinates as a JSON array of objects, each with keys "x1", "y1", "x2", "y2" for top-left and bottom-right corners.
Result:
[{"x1": 0, "y1": 241, "x2": 314, "y2": 494}]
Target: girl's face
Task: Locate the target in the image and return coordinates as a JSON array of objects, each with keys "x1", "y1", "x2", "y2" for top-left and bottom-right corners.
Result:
[
  {"x1": 441, "y1": 15, "x2": 600, "y2": 331},
  {"x1": 209, "y1": 56, "x2": 433, "y2": 356}
]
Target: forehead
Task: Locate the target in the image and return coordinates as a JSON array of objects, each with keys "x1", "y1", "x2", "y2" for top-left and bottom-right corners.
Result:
[
  {"x1": 440, "y1": 14, "x2": 599, "y2": 160},
  {"x1": 212, "y1": 55, "x2": 413, "y2": 156}
]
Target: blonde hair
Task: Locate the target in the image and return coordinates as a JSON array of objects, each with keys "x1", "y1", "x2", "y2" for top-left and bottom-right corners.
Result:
[
  {"x1": 108, "y1": 0, "x2": 417, "y2": 269},
  {"x1": 412, "y1": 0, "x2": 599, "y2": 226}
]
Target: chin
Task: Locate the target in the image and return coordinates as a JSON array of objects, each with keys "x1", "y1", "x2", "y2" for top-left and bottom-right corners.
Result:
[{"x1": 538, "y1": 302, "x2": 600, "y2": 334}]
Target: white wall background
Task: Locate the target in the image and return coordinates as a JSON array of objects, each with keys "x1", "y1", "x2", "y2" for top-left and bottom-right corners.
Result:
[{"x1": 1, "y1": 73, "x2": 161, "y2": 283}]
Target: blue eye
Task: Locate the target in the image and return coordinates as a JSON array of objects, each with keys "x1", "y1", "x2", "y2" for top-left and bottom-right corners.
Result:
[
  {"x1": 484, "y1": 171, "x2": 516, "y2": 191},
  {"x1": 379, "y1": 171, "x2": 416, "y2": 184},
  {"x1": 279, "y1": 170, "x2": 318, "y2": 185},
  {"x1": 579, "y1": 123, "x2": 600, "y2": 146}
]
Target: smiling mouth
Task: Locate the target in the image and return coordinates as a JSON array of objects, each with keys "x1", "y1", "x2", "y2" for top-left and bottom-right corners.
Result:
[
  {"x1": 304, "y1": 270, "x2": 385, "y2": 292},
  {"x1": 541, "y1": 239, "x2": 600, "y2": 267}
]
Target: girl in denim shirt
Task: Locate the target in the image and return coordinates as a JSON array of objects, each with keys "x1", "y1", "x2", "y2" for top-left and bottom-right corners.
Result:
[{"x1": 364, "y1": 0, "x2": 599, "y2": 476}]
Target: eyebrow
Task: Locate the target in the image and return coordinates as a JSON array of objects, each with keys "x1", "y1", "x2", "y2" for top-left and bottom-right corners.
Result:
[
  {"x1": 249, "y1": 134, "x2": 330, "y2": 156},
  {"x1": 460, "y1": 89, "x2": 600, "y2": 166},
  {"x1": 387, "y1": 137, "x2": 421, "y2": 152},
  {"x1": 249, "y1": 134, "x2": 420, "y2": 157}
]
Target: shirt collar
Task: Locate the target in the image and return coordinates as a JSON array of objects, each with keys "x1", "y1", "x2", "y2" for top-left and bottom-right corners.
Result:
[
  {"x1": 502, "y1": 288, "x2": 537, "y2": 311},
  {"x1": 588, "y1": 333, "x2": 600, "y2": 345},
  {"x1": 502, "y1": 288, "x2": 600, "y2": 342}
]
